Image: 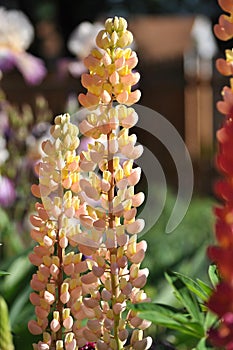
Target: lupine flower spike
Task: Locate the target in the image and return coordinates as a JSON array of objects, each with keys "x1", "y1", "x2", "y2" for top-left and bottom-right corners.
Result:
[
  {"x1": 207, "y1": 1, "x2": 233, "y2": 349},
  {"x1": 29, "y1": 17, "x2": 151, "y2": 350}
]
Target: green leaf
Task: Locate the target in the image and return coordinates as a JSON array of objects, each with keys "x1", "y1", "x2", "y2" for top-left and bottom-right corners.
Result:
[
  {"x1": 195, "y1": 338, "x2": 208, "y2": 350},
  {"x1": 0, "y1": 271, "x2": 10, "y2": 276},
  {"x1": 167, "y1": 271, "x2": 210, "y2": 301},
  {"x1": 165, "y1": 271, "x2": 204, "y2": 324},
  {"x1": 196, "y1": 279, "x2": 213, "y2": 298},
  {"x1": 128, "y1": 302, "x2": 204, "y2": 338},
  {"x1": 10, "y1": 285, "x2": 31, "y2": 325},
  {"x1": 1, "y1": 255, "x2": 33, "y2": 303},
  {"x1": 208, "y1": 265, "x2": 219, "y2": 288},
  {"x1": 204, "y1": 311, "x2": 218, "y2": 331}
]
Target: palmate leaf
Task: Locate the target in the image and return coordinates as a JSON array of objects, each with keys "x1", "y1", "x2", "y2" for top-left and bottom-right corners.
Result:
[
  {"x1": 128, "y1": 302, "x2": 205, "y2": 338},
  {"x1": 166, "y1": 271, "x2": 211, "y2": 302},
  {"x1": 165, "y1": 271, "x2": 205, "y2": 324}
]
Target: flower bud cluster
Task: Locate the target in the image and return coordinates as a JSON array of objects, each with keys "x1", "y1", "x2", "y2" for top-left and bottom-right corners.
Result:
[
  {"x1": 207, "y1": 1, "x2": 233, "y2": 348},
  {"x1": 78, "y1": 16, "x2": 140, "y2": 108},
  {"x1": 28, "y1": 114, "x2": 90, "y2": 349}
]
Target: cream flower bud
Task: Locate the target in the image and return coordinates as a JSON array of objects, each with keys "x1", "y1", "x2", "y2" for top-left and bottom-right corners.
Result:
[
  {"x1": 111, "y1": 31, "x2": 118, "y2": 45},
  {"x1": 105, "y1": 18, "x2": 113, "y2": 33},
  {"x1": 96, "y1": 30, "x2": 111, "y2": 49},
  {"x1": 56, "y1": 340, "x2": 64, "y2": 350},
  {"x1": 118, "y1": 30, "x2": 133, "y2": 47}
]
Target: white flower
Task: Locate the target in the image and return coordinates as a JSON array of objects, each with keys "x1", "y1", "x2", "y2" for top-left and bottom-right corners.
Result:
[
  {"x1": 0, "y1": 7, "x2": 34, "y2": 52},
  {"x1": 0, "y1": 135, "x2": 9, "y2": 165},
  {"x1": 68, "y1": 21, "x2": 103, "y2": 59},
  {"x1": 0, "y1": 7, "x2": 46, "y2": 85}
]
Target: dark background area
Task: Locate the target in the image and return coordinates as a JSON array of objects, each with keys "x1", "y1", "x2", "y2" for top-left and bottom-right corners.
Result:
[{"x1": 0, "y1": 0, "x2": 224, "y2": 56}]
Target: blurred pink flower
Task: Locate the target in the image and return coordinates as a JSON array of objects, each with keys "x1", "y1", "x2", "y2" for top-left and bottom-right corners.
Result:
[
  {"x1": 0, "y1": 7, "x2": 46, "y2": 85},
  {"x1": 0, "y1": 175, "x2": 16, "y2": 207}
]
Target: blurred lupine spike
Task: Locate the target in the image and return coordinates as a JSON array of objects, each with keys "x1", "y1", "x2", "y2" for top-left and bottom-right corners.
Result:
[
  {"x1": 207, "y1": 0, "x2": 233, "y2": 348},
  {"x1": 0, "y1": 295, "x2": 14, "y2": 350},
  {"x1": 29, "y1": 17, "x2": 151, "y2": 350}
]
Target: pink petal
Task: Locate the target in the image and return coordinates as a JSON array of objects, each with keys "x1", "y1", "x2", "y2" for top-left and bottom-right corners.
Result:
[{"x1": 14, "y1": 52, "x2": 46, "y2": 85}]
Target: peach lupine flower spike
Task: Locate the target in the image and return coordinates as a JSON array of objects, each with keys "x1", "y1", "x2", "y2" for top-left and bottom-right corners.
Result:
[{"x1": 29, "y1": 17, "x2": 151, "y2": 350}]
